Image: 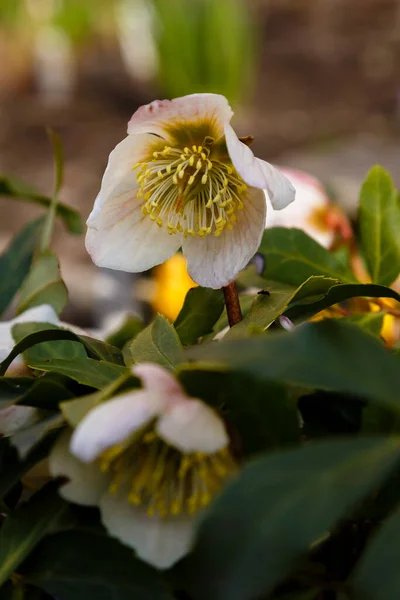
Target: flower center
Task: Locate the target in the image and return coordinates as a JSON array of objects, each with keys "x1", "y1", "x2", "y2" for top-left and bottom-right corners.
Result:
[
  {"x1": 100, "y1": 427, "x2": 236, "y2": 518},
  {"x1": 134, "y1": 143, "x2": 247, "y2": 238}
]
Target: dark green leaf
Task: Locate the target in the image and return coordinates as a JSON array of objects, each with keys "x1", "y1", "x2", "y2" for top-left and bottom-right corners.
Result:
[
  {"x1": 227, "y1": 276, "x2": 338, "y2": 338},
  {"x1": 0, "y1": 219, "x2": 43, "y2": 316},
  {"x1": 0, "y1": 176, "x2": 83, "y2": 234},
  {"x1": 0, "y1": 434, "x2": 58, "y2": 504},
  {"x1": 259, "y1": 228, "x2": 357, "y2": 286},
  {"x1": 17, "y1": 252, "x2": 68, "y2": 315},
  {"x1": 128, "y1": 314, "x2": 183, "y2": 369},
  {"x1": 286, "y1": 283, "x2": 400, "y2": 322},
  {"x1": 30, "y1": 357, "x2": 128, "y2": 389},
  {"x1": 187, "y1": 438, "x2": 400, "y2": 600},
  {"x1": 0, "y1": 373, "x2": 73, "y2": 410},
  {"x1": 187, "y1": 320, "x2": 400, "y2": 412},
  {"x1": 20, "y1": 530, "x2": 174, "y2": 600},
  {"x1": 174, "y1": 287, "x2": 224, "y2": 344},
  {"x1": 178, "y1": 368, "x2": 300, "y2": 455},
  {"x1": 359, "y1": 166, "x2": 400, "y2": 286},
  {"x1": 352, "y1": 505, "x2": 400, "y2": 600},
  {"x1": 0, "y1": 485, "x2": 72, "y2": 586}
]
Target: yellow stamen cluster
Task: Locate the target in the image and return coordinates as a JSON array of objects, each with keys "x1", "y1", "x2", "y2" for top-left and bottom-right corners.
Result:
[
  {"x1": 100, "y1": 428, "x2": 236, "y2": 518},
  {"x1": 134, "y1": 144, "x2": 247, "y2": 238}
]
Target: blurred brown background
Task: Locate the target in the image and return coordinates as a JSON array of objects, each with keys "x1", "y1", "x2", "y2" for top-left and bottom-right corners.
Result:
[{"x1": 0, "y1": 0, "x2": 399, "y2": 324}]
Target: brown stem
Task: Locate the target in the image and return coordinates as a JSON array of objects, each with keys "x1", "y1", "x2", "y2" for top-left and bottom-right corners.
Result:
[{"x1": 223, "y1": 281, "x2": 243, "y2": 327}]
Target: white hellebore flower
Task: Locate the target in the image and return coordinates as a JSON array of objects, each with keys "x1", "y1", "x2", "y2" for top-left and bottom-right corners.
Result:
[
  {"x1": 266, "y1": 167, "x2": 351, "y2": 249},
  {"x1": 49, "y1": 363, "x2": 235, "y2": 569},
  {"x1": 86, "y1": 93, "x2": 295, "y2": 289},
  {"x1": 0, "y1": 304, "x2": 59, "y2": 436}
]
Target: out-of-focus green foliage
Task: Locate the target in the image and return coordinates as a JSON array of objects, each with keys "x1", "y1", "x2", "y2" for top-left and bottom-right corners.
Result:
[{"x1": 152, "y1": 0, "x2": 257, "y2": 104}]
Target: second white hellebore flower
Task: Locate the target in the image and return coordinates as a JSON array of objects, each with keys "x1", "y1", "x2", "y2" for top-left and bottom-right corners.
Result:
[
  {"x1": 49, "y1": 363, "x2": 235, "y2": 569},
  {"x1": 86, "y1": 93, "x2": 295, "y2": 289},
  {"x1": 266, "y1": 168, "x2": 351, "y2": 249}
]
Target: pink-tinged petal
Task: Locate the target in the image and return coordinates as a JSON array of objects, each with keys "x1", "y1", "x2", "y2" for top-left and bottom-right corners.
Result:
[
  {"x1": 49, "y1": 430, "x2": 109, "y2": 506},
  {"x1": 100, "y1": 494, "x2": 195, "y2": 568},
  {"x1": 157, "y1": 398, "x2": 228, "y2": 454},
  {"x1": 266, "y1": 167, "x2": 334, "y2": 248},
  {"x1": 225, "y1": 123, "x2": 295, "y2": 210},
  {"x1": 128, "y1": 93, "x2": 233, "y2": 141},
  {"x1": 87, "y1": 134, "x2": 157, "y2": 225},
  {"x1": 70, "y1": 391, "x2": 167, "y2": 463},
  {"x1": 85, "y1": 191, "x2": 183, "y2": 273},
  {"x1": 133, "y1": 363, "x2": 184, "y2": 396},
  {"x1": 182, "y1": 186, "x2": 266, "y2": 288}
]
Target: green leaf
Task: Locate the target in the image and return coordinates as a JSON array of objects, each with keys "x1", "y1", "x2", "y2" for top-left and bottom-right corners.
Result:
[
  {"x1": 178, "y1": 368, "x2": 299, "y2": 455},
  {"x1": 12, "y1": 323, "x2": 87, "y2": 367},
  {"x1": 352, "y1": 505, "x2": 400, "y2": 600},
  {"x1": 226, "y1": 276, "x2": 339, "y2": 338},
  {"x1": 17, "y1": 252, "x2": 68, "y2": 315},
  {"x1": 30, "y1": 357, "x2": 128, "y2": 389},
  {"x1": 20, "y1": 530, "x2": 174, "y2": 600},
  {"x1": 187, "y1": 320, "x2": 400, "y2": 412},
  {"x1": 0, "y1": 176, "x2": 83, "y2": 234},
  {"x1": 259, "y1": 228, "x2": 357, "y2": 286},
  {"x1": 0, "y1": 485, "x2": 72, "y2": 587},
  {"x1": 128, "y1": 314, "x2": 183, "y2": 369},
  {"x1": 286, "y1": 283, "x2": 400, "y2": 322},
  {"x1": 359, "y1": 166, "x2": 400, "y2": 286},
  {"x1": 211, "y1": 294, "x2": 255, "y2": 337},
  {"x1": 2, "y1": 325, "x2": 123, "y2": 375},
  {"x1": 0, "y1": 219, "x2": 43, "y2": 316},
  {"x1": 174, "y1": 287, "x2": 224, "y2": 344},
  {"x1": 187, "y1": 438, "x2": 400, "y2": 600}
]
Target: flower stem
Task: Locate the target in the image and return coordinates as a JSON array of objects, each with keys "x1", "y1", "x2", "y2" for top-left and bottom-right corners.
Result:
[{"x1": 223, "y1": 281, "x2": 242, "y2": 327}]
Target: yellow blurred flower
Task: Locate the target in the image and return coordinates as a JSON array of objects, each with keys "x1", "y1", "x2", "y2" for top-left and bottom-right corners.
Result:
[{"x1": 152, "y1": 254, "x2": 197, "y2": 321}]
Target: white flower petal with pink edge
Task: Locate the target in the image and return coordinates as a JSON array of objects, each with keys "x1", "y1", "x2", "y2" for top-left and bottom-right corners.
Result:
[
  {"x1": 132, "y1": 362, "x2": 184, "y2": 396},
  {"x1": 183, "y1": 186, "x2": 266, "y2": 288},
  {"x1": 49, "y1": 431, "x2": 109, "y2": 506},
  {"x1": 266, "y1": 167, "x2": 335, "y2": 249},
  {"x1": 71, "y1": 391, "x2": 167, "y2": 463},
  {"x1": 127, "y1": 93, "x2": 233, "y2": 140},
  {"x1": 100, "y1": 493, "x2": 194, "y2": 568},
  {"x1": 224, "y1": 123, "x2": 295, "y2": 210},
  {"x1": 157, "y1": 397, "x2": 229, "y2": 454}
]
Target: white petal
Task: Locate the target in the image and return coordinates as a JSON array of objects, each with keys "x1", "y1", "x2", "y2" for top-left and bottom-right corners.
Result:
[
  {"x1": 70, "y1": 391, "x2": 166, "y2": 463},
  {"x1": 128, "y1": 93, "x2": 233, "y2": 140},
  {"x1": 0, "y1": 405, "x2": 37, "y2": 436},
  {"x1": 225, "y1": 123, "x2": 295, "y2": 210},
  {"x1": 49, "y1": 430, "x2": 108, "y2": 506},
  {"x1": 87, "y1": 133, "x2": 157, "y2": 225},
  {"x1": 100, "y1": 494, "x2": 195, "y2": 568},
  {"x1": 183, "y1": 186, "x2": 266, "y2": 288},
  {"x1": 132, "y1": 363, "x2": 184, "y2": 396},
  {"x1": 157, "y1": 398, "x2": 228, "y2": 454},
  {"x1": 0, "y1": 304, "x2": 59, "y2": 363},
  {"x1": 85, "y1": 189, "x2": 182, "y2": 273},
  {"x1": 266, "y1": 167, "x2": 334, "y2": 248}
]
